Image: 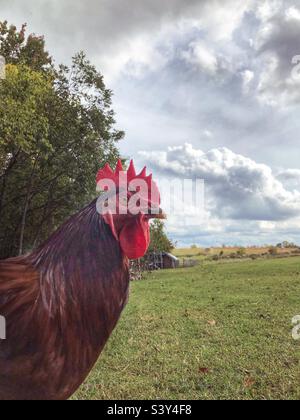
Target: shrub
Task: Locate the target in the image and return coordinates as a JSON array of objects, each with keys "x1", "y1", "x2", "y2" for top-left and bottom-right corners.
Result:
[
  {"x1": 197, "y1": 252, "x2": 206, "y2": 257},
  {"x1": 237, "y1": 248, "x2": 246, "y2": 257},
  {"x1": 269, "y1": 247, "x2": 278, "y2": 256}
]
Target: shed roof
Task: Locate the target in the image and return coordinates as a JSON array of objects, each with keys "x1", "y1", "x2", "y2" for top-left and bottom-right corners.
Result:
[{"x1": 163, "y1": 252, "x2": 179, "y2": 261}]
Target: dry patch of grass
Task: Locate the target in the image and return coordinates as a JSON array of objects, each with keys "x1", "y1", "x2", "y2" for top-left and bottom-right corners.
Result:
[{"x1": 173, "y1": 246, "x2": 300, "y2": 264}]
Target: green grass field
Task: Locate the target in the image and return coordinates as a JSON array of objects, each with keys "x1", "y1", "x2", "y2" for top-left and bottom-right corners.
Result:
[{"x1": 73, "y1": 257, "x2": 300, "y2": 400}]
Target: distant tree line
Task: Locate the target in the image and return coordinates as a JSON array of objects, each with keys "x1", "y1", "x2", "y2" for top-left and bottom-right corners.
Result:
[{"x1": 276, "y1": 241, "x2": 299, "y2": 249}]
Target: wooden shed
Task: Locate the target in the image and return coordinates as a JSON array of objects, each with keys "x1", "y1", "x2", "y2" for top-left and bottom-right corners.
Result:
[
  {"x1": 130, "y1": 252, "x2": 180, "y2": 280},
  {"x1": 146, "y1": 252, "x2": 179, "y2": 270}
]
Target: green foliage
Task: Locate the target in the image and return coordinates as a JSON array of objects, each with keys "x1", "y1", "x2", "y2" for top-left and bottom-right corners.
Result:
[
  {"x1": 0, "y1": 22, "x2": 123, "y2": 258},
  {"x1": 147, "y1": 220, "x2": 174, "y2": 254},
  {"x1": 237, "y1": 247, "x2": 246, "y2": 257},
  {"x1": 0, "y1": 21, "x2": 51, "y2": 71},
  {"x1": 0, "y1": 65, "x2": 51, "y2": 154}
]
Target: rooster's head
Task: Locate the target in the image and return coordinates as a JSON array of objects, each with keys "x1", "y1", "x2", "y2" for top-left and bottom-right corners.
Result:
[{"x1": 96, "y1": 160, "x2": 165, "y2": 259}]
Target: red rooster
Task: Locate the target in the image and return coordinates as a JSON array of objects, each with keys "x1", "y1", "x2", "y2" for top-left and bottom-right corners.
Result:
[{"x1": 0, "y1": 160, "x2": 164, "y2": 400}]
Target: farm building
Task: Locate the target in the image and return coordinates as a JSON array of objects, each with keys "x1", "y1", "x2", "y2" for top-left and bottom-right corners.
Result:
[
  {"x1": 147, "y1": 252, "x2": 180, "y2": 270},
  {"x1": 130, "y1": 252, "x2": 180, "y2": 280}
]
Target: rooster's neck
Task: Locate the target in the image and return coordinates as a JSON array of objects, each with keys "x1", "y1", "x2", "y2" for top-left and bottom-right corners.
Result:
[{"x1": 28, "y1": 199, "x2": 128, "y2": 314}]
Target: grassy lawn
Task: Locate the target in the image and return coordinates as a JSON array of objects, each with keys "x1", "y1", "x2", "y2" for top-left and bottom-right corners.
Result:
[{"x1": 73, "y1": 257, "x2": 300, "y2": 400}]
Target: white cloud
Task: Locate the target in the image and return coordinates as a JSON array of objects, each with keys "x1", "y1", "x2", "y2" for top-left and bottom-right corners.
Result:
[
  {"x1": 277, "y1": 168, "x2": 300, "y2": 181},
  {"x1": 241, "y1": 69, "x2": 255, "y2": 94},
  {"x1": 256, "y1": 0, "x2": 282, "y2": 22},
  {"x1": 140, "y1": 143, "x2": 300, "y2": 245},
  {"x1": 256, "y1": 53, "x2": 281, "y2": 106},
  {"x1": 96, "y1": 0, "x2": 300, "y2": 107},
  {"x1": 99, "y1": 34, "x2": 170, "y2": 83},
  {"x1": 141, "y1": 143, "x2": 300, "y2": 222},
  {"x1": 182, "y1": 41, "x2": 218, "y2": 75},
  {"x1": 201, "y1": 0, "x2": 254, "y2": 42},
  {"x1": 253, "y1": 0, "x2": 300, "y2": 106},
  {"x1": 96, "y1": 0, "x2": 253, "y2": 82},
  {"x1": 285, "y1": 6, "x2": 300, "y2": 21}
]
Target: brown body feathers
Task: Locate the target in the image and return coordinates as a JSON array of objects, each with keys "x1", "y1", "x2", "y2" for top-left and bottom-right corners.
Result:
[{"x1": 0, "y1": 200, "x2": 129, "y2": 400}]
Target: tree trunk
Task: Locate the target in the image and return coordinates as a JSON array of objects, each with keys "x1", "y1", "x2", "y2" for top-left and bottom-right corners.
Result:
[
  {"x1": 18, "y1": 157, "x2": 38, "y2": 256},
  {"x1": 18, "y1": 199, "x2": 30, "y2": 256}
]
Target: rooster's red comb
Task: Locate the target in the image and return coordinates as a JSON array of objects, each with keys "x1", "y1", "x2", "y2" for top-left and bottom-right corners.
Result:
[
  {"x1": 96, "y1": 159, "x2": 153, "y2": 186},
  {"x1": 96, "y1": 159, "x2": 161, "y2": 206}
]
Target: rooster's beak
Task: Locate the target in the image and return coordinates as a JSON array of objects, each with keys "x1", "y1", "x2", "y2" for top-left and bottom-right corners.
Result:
[{"x1": 146, "y1": 208, "x2": 167, "y2": 220}]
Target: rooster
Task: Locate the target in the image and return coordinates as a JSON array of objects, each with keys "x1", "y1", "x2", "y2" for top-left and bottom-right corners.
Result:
[{"x1": 0, "y1": 160, "x2": 164, "y2": 400}]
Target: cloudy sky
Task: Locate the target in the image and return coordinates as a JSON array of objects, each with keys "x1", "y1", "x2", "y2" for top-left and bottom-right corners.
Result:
[{"x1": 2, "y1": 0, "x2": 300, "y2": 246}]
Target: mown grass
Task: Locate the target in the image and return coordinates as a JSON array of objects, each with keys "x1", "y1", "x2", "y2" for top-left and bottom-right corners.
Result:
[{"x1": 73, "y1": 257, "x2": 300, "y2": 400}]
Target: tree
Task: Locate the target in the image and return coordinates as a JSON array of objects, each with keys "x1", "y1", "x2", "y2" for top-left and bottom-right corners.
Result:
[
  {"x1": 0, "y1": 22, "x2": 123, "y2": 258},
  {"x1": 0, "y1": 64, "x2": 52, "y2": 255},
  {"x1": 147, "y1": 220, "x2": 174, "y2": 254},
  {"x1": 0, "y1": 21, "x2": 51, "y2": 71}
]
